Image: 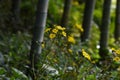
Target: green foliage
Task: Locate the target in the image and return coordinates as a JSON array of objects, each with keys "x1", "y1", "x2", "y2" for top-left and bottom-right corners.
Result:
[
  {"x1": 0, "y1": 67, "x2": 6, "y2": 75},
  {"x1": 48, "y1": 0, "x2": 64, "y2": 24},
  {"x1": 10, "y1": 67, "x2": 28, "y2": 80},
  {"x1": 0, "y1": 32, "x2": 31, "y2": 79},
  {"x1": 0, "y1": 0, "x2": 120, "y2": 79}
]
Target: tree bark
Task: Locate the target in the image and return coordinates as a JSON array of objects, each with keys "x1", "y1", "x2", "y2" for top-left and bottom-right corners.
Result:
[
  {"x1": 61, "y1": 0, "x2": 72, "y2": 27},
  {"x1": 29, "y1": 0, "x2": 49, "y2": 79},
  {"x1": 81, "y1": 0, "x2": 96, "y2": 42},
  {"x1": 99, "y1": 0, "x2": 111, "y2": 59},
  {"x1": 114, "y1": 0, "x2": 120, "y2": 42},
  {"x1": 11, "y1": 0, "x2": 21, "y2": 31}
]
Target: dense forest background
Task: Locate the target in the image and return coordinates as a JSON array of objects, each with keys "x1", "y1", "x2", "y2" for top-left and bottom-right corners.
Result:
[{"x1": 0, "y1": 0, "x2": 120, "y2": 80}]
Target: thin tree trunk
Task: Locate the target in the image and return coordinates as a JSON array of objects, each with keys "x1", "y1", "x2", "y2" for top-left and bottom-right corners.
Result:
[
  {"x1": 29, "y1": 0, "x2": 49, "y2": 79},
  {"x1": 61, "y1": 0, "x2": 72, "y2": 27},
  {"x1": 81, "y1": 0, "x2": 96, "y2": 42},
  {"x1": 99, "y1": 0, "x2": 111, "y2": 60},
  {"x1": 114, "y1": 0, "x2": 120, "y2": 42},
  {"x1": 11, "y1": 0, "x2": 21, "y2": 31}
]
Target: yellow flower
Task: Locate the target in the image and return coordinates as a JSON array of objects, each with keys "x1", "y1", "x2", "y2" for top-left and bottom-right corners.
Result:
[
  {"x1": 74, "y1": 24, "x2": 84, "y2": 32},
  {"x1": 45, "y1": 28, "x2": 51, "y2": 32},
  {"x1": 62, "y1": 31, "x2": 66, "y2": 37},
  {"x1": 113, "y1": 57, "x2": 120, "y2": 62},
  {"x1": 111, "y1": 48, "x2": 120, "y2": 54},
  {"x1": 68, "y1": 36, "x2": 75, "y2": 44},
  {"x1": 52, "y1": 28, "x2": 58, "y2": 34},
  {"x1": 56, "y1": 25, "x2": 66, "y2": 30},
  {"x1": 82, "y1": 49, "x2": 91, "y2": 61},
  {"x1": 68, "y1": 49, "x2": 72, "y2": 53},
  {"x1": 49, "y1": 33, "x2": 56, "y2": 39},
  {"x1": 111, "y1": 48, "x2": 116, "y2": 51},
  {"x1": 116, "y1": 49, "x2": 120, "y2": 54},
  {"x1": 41, "y1": 43, "x2": 45, "y2": 48}
]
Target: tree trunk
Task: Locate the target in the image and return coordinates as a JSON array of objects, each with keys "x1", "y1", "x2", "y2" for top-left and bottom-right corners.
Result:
[
  {"x1": 99, "y1": 0, "x2": 111, "y2": 60},
  {"x1": 114, "y1": 0, "x2": 120, "y2": 42},
  {"x1": 61, "y1": 0, "x2": 72, "y2": 27},
  {"x1": 81, "y1": 0, "x2": 96, "y2": 42},
  {"x1": 29, "y1": 0, "x2": 49, "y2": 79},
  {"x1": 11, "y1": 0, "x2": 21, "y2": 31}
]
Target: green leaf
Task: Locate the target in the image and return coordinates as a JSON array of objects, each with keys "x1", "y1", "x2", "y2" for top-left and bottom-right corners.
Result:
[
  {"x1": 11, "y1": 67, "x2": 28, "y2": 80},
  {"x1": 86, "y1": 74, "x2": 96, "y2": 80},
  {"x1": 0, "y1": 67, "x2": 6, "y2": 75}
]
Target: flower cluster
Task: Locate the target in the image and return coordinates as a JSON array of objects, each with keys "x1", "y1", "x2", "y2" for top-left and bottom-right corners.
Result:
[
  {"x1": 74, "y1": 24, "x2": 84, "y2": 32},
  {"x1": 113, "y1": 57, "x2": 120, "y2": 62},
  {"x1": 111, "y1": 48, "x2": 120, "y2": 62},
  {"x1": 71, "y1": 23, "x2": 84, "y2": 37},
  {"x1": 45, "y1": 25, "x2": 76, "y2": 44},
  {"x1": 45, "y1": 25, "x2": 66, "y2": 39},
  {"x1": 43, "y1": 25, "x2": 78, "y2": 72},
  {"x1": 68, "y1": 36, "x2": 76, "y2": 44},
  {"x1": 82, "y1": 49, "x2": 91, "y2": 61},
  {"x1": 111, "y1": 48, "x2": 120, "y2": 55}
]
